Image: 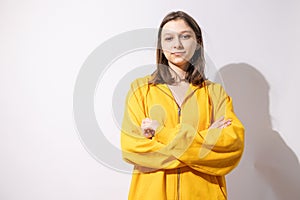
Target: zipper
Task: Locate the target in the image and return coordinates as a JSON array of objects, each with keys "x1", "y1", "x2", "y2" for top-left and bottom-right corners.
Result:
[
  {"x1": 176, "y1": 100, "x2": 181, "y2": 199},
  {"x1": 155, "y1": 85, "x2": 199, "y2": 124},
  {"x1": 177, "y1": 168, "x2": 181, "y2": 200},
  {"x1": 155, "y1": 85, "x2": 200, "y2": 200},
  {"x1": 154, "y1": 85, "x2": 201, "y2": 200},
  {"x1": 177, "y1": 105, "x2": 181, "y2": 124}
]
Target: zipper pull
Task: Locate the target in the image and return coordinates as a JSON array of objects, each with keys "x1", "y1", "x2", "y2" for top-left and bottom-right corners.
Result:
[{"x1": 178, "y1": 107, "x2": 181, "y2": 123}]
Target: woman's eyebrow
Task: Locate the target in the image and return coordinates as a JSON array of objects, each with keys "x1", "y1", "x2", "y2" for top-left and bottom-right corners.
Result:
[
  {"x1": 179, "y1": 30, "x2": 193, "y2": 34},
  {"x1": 162, "y1": 32, "x2": 173, "y2": 36},
  {"x1": 162, "y1": 30, "x2": 193, "y2": 35}
]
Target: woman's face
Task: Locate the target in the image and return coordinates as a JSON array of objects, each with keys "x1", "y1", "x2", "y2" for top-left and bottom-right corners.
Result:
[{"x1": 161, "y1": 19, "x2": 198, "y2": 70}]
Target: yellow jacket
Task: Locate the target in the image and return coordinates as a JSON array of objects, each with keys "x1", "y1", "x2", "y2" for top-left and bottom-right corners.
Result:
[{"x1": 121, "y1": 75, "x2": 244, "y2": 200}]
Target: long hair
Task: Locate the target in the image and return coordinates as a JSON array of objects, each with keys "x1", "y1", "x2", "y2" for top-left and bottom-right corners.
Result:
[{"x1": 149, "y1": 11, "x2": 206, "y2": 86}]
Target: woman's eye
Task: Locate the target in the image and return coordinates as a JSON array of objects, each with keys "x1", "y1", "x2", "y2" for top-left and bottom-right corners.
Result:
[
  {"x1": 181, "y1": 34, "x2": 191, "y2": 39},
  {"x1": 164, "y1": 37, "x2": 173, "y2": 41}
]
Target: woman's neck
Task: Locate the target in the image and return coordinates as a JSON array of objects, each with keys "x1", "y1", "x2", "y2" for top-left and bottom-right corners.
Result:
[{"x1": 168, "y1": 63, "x2": 187, "y2": 80}]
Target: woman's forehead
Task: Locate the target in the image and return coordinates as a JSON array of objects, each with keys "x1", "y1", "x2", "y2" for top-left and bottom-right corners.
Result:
[{"x1": 162, "y1": 19, "x2": 194, "y2": 35}]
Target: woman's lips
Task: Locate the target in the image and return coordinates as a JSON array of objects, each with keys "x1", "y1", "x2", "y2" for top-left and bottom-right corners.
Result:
[{"x1": 171, "y1": 51, "x2": 186, "y2": 56}]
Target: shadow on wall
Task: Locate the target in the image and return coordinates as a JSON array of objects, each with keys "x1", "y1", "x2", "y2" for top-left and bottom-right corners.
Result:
[{"x1": 216, "y1": 63, "x2": 300, "y2": 200}]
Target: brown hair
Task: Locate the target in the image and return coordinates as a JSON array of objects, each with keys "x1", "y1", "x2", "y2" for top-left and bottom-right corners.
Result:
[{"x1": 149, "y1": 11, "x2": 206, "y2": 86}]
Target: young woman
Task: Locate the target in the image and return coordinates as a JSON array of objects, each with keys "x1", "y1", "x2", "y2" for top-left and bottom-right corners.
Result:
[{"x1": 121, "y1": 11, "x2": 244, "y2": 200}]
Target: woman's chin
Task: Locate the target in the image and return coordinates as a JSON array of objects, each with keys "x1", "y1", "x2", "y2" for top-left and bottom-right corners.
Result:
[{"x1": 170, "y1": 59, "x2": 188, "y2": 68}]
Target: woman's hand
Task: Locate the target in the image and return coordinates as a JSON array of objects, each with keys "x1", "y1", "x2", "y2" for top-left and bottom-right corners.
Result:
[
  {"x1": 141, "y1": 118, "x2": 159, "y2": 138},
  {"x1": 209, "y1": 116, "x2": 232, "y2": 129}
]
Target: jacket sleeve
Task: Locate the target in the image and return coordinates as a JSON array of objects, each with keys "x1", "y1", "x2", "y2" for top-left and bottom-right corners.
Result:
[
  {"x1": 120, "y1": 78, "x2": 185, "y2": 171},
  {"x1": 162, "y1": 84, "x2": 245, "y2": 176}
]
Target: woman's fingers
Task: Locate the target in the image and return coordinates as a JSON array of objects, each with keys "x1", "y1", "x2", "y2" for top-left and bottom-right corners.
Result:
[
  {"x1": 141, "y1": 118, "x2": 152, "y2": 128},
  {"x1": 142, "y1": 118, "x2": 151, "y2": 123},
  {"x1": 216, "y1": 116, "x2": 225, "y2": 122},
  {"x1": 210, "y1": 117, "x2": 232, "y2": 129},
  {"x1": 141, "y1": 119, "x2": 159, "y2": 131},
  {"x1": 143, "y1": 128, "x2": 155, "y2": 138},
  {"x1": 225, "y1": 119, "x2": 232, "y2": 126},
  {"x1": 141, "y1": 118, "x2": 160, "y2": 138},
  {"x1": 219, "y1": 119, "x2": 232, "y2": 128},
  {"x1": 150, "y1": 120, "x2": 159, "y2": 130},
  {"x1": 141, "y1": 122, "x2": 151, "y2": 129},
  {"x1": 220, "y1": 119, "x2": 232, "y2": 128}
]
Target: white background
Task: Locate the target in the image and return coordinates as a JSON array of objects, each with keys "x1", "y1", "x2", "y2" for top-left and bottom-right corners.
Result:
[{"x1": 1, "y1": 0, "x2": 299, "y2": 199}]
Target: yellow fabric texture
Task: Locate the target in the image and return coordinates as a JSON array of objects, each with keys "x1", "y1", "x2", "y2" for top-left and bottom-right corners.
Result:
[{"x1": 121, "y1": 75, "x2": 244, "y2": 200}]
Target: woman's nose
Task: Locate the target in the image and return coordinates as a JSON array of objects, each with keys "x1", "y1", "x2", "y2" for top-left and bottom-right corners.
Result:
[{"x1": 173, "y1": 36, "x2": 183, "y2": 49}]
